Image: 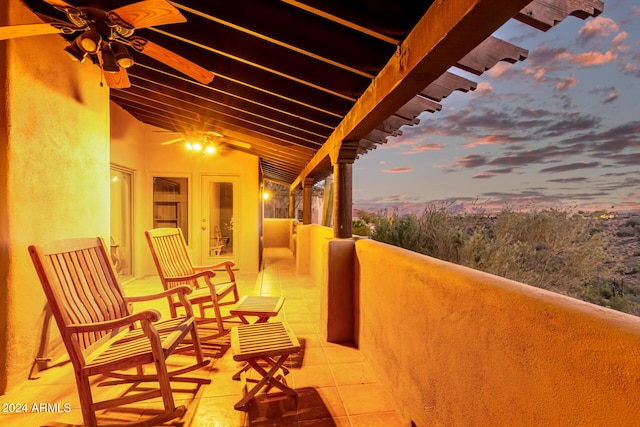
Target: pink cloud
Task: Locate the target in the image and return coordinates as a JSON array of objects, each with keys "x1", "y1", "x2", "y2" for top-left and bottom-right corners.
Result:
[
  {"x1": 558, "y1": 50, "x2": 616, "y2": 66},
  {"x1": 578, "y1": 17, "x2": 619, "y2": 45},
  {"x1": 474, "y1": 81, "x2": 493, "y2": 97},
  {"x1": 604, "y1": 92, "x2": 620, "y2": 104},
  {"x1": 523, "y1": 66, "x2": 549, "y2": 83},
  {"x1": 463, "y1": 135, "x2": 513, "y2": 148},
  {"x1": 612, "y1": 31, "x2": 629, "y2": 51},
  {"x1": 401, "y1": 143, "x2": 444, "y2": 154},
  {"x1": 486, "y1": 62, "x2": 510, "y2": 78},
  {"x1": 473, "y1": 173, "x2": 497, "y2": 179},
  {"x1": 555, "y1": 74, "x2": 577, "y2": 90},
  {"x1": 381, "y1": 167, "x2": 413, "y2": 174}
]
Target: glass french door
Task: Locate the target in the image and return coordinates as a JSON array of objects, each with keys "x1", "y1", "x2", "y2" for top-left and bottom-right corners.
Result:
[
  {"x1": 110, "y1": 166, "x2": 133, "y2": 280},
  {"x1": 201, "y1": 176, "x2": 237, "y2": 263}
]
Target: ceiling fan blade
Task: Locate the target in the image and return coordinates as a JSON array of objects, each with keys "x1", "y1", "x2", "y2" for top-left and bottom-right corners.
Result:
[
  {"x1": 132, "y1": 38, "x2": 214, "y2": 84},
  {"x1": 42, "y1": 0, "x2": 73, "y2": 7},
  {"x1": 98, "y1": 51, "x2": 131, "y2": 89},
  {"x1": 111, "y1": 0, "x2": 186, "y2": 29},
  {"x1": 223, "y1": 139, "x2": 252, "y2": 149},
  {"x1": 161, "y1": 137, "x2": 185, "y2": 145},
  {"x1": 103, "y1": 68, "x2": 131, "y2": 89},
  {"x1": 0, "y1": 23, "x2": 63, "y2": 41}
]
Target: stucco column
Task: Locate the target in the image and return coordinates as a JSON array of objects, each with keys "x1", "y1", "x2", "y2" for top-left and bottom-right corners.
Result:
[
  {"x1": 288, "y1": 190, "x2": 296, "y2": 219},
  {"x1": 302, "y1": 177, "x2": 314, "y2": 224},
  {"x1": 332, "y1": 141, "x2": 359, "y2": 238}
]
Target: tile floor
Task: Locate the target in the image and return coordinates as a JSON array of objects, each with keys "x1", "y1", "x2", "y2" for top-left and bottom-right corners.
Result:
[{"x1": 0, "y1": 248, "x2": 403, "y2": 427}]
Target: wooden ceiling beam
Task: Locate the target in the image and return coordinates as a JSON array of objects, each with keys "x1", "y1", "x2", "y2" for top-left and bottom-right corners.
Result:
[{"x1": 291, "y1": 0, "x2": 536, "y2": 190}]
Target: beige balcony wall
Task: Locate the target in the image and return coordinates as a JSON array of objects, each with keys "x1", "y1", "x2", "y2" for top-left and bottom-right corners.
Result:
[{"x1": 354, "y1": 238, "x2": 640, "y2": 426}]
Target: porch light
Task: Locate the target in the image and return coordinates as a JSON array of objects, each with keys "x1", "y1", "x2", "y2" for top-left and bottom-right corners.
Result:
[
  {"x1": 100, "y1": 46, "x2": 120, "y2": 73},
  {"x1": 112, "y1": 42, "x2": 134, "y2": 69},
  {"x1": 64, "y1": 42, "x2": 87, "y2": 62},
  {"x1": 76, "y1": 29, "x2": 101, "y2": 54},
  {"x1": 263, "y1": 192, "x2": 269, "y2": 200},
  {"x1": 186, "y1": 141, "x2": 216, "y2": 154}
]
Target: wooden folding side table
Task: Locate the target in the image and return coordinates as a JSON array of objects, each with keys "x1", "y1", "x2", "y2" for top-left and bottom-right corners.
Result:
[
  {"x1": 230, "y1": 295, "x2": 285, "y2": 324},
  {"x1": 231, "y1": 321, "x2": 300, "y2": 410}
]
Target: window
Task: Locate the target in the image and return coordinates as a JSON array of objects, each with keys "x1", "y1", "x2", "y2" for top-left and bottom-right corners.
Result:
[{"x1": 153, "y1": 177, "x2": 189, "y2": 244}]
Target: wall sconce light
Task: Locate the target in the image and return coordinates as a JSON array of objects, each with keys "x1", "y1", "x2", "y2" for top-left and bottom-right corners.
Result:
[{"x1": 263, "y1": 192, "x2": 270, "y2": 200}]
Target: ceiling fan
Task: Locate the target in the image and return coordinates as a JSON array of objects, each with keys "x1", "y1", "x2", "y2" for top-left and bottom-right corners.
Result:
[
  {"x1": 0, "y1": 0, "x2": 214, "y2": 89},
  {"x1": 160, "y1": 130, "x2": 252, "y2": 153}
]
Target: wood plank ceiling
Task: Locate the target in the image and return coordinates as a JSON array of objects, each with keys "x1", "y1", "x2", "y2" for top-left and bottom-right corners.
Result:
[{"x1": 23, "y1": 0, "x2": 604, "y2": 186}]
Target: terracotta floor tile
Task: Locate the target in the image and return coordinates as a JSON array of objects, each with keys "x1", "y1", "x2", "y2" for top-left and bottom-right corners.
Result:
[
  {"x1": 329, "y1": 361, "x2": 377, "y2": 386},
  {"x1": 190, "y1": 395, "x2": 246, "y2": 427},
  {"x1": 349, "y1": 411, "x2": 405, "y2": 427},
  {"x1": 291, "y1": 364, "x2": 335, "y2": 389},
  {"x1": 295, "y1": 387, "x2": 347, "y2": 422},
  {"x1": 322, "y1": 344, "x2": 364, "y2": 364},
  {"x1": 338, "y1": 383, "x2": 396, "y2": 416}
]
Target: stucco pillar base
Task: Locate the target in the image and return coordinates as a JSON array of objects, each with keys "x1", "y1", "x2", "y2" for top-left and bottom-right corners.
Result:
[{"x1": 321, "y1": 239, "x2": 355, "y2": 343}]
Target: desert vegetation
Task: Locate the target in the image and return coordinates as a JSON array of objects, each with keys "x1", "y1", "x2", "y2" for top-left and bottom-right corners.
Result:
[{"x1": 354, "y1": 206, "x2": 640, "y2": 316}]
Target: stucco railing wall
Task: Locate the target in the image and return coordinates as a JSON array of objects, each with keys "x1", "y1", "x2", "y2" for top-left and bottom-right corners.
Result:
[
  {"x1": 354, "y1": 238, "x2": 640, "y2": 426},
  {"x1": 263, "y1": 218, "x2": 296, "y2": 248}
]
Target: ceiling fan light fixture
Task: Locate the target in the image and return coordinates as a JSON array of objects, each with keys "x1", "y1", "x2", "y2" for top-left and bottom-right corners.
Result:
[
  {"x1": 64, "y1": 42, "x2": 86, "y2": 62},
  {"x1": 77, "y1": 29, "x2": 101, "y2": 54},
  {"x1": 112, "y1": 43, "x2": 134, "y2": 69},
  {"x1": 204, "y1": 144, "x2": 216, "y2": 154},
  {"x1": 100, "y1": 47, "x2": 120, "y2": 73}
]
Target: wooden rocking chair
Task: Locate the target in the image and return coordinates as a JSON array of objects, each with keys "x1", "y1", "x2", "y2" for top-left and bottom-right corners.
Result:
[
  {"x1": 145, "y1": 227, "x2": 240, "y2": 334},
  {"x1": 29, "y1": 237, "x2": 210, "y2": 427}
]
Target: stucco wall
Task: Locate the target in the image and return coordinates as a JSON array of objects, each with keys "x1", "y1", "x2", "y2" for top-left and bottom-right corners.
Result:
[
  {"x1": 263, "y1": 218, "x2": 294, "y2": 248},
  {"x1": 295, "y1": 224, "x2": 333, "y2": 278},
  {"x1": 354, "y1": 238, "x2": 640, "y2": 426},
  {"x1": 0, "y1": 0, "x2": 110, "y2": 393}
]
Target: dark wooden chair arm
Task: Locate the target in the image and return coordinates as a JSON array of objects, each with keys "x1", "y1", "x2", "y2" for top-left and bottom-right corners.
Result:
[
  {"x1": 193, "y1": 260, "x2": 236, "y2": 281},
  {"x1": 67, "y1": 309, "x2": 162, "y2": 334}
]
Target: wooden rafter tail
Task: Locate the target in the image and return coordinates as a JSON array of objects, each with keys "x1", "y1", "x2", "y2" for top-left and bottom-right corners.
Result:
[
  {"x1": 395, "y1": 95, "x2": 442, "y2": 121},
  {"x1": 421, "y1": 72, "x2": 477, "y2": 103},
  {"x1": 457, "y1": 36, "x2": 529, "y2": 76},
  {"x1": 516, "y1": 0, "x2": 605, "y2": 32}
]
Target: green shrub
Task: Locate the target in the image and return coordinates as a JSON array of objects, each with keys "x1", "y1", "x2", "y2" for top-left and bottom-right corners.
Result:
[{"x1": 359, "y1": 206, "x2": 630, "y2": 313}]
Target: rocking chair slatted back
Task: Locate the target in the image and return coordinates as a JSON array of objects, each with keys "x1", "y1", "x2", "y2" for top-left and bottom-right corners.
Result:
[
  {"x1": 149, "y1": 230, "x2": 196, "y2": 288},
  {"x1": 33, "y1": 238, "x2": 130, "y2": 354}
]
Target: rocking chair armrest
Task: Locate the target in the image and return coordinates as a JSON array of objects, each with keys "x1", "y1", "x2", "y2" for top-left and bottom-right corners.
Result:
[
  {"x1": 193, "y1": 260, "x2": 236, "y2": 281},
  {"x1": 164, "y1": 270, "x2": 216, "y2": 284},
  {"x1": 124, "y1": 285, "x2": 193, "y2": 303},
  {"x1": 67, "y1": 309, "x2": 162, "y2": 333},
  {"x1": 193, "y1": 260, "x2": 235, "y2": 271}
]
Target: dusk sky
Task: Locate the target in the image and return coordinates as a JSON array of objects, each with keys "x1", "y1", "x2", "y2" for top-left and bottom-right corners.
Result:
[{"x1": 353, "y1": 0, "x2": 640, "y2": 214}]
